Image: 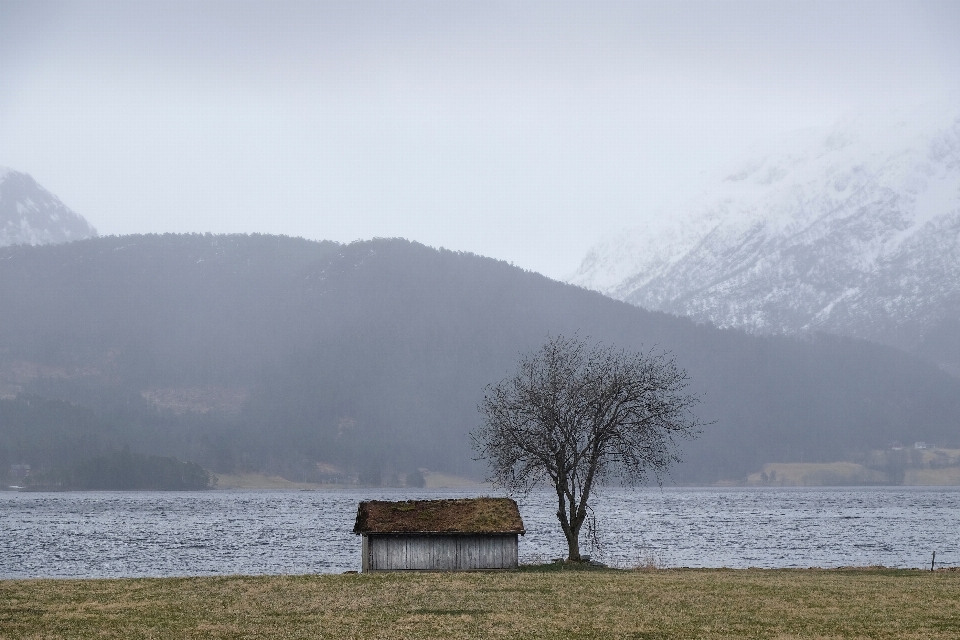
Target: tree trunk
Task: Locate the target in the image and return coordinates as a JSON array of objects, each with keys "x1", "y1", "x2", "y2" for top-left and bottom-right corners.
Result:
[
  {"x1": 566, "y1": 528, "x2": 582, "y2": 562},
  {"x1": 562, "y1": 500, "x2": 584, "y2": 562},
  {"x1": 557, "y1": 488, "x2": 583, "y2": 562}
]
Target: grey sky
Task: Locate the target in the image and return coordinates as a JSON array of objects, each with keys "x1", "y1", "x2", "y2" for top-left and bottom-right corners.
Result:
[{"x1": 1, "y1": 1, "x2": 957, "y2": 278}]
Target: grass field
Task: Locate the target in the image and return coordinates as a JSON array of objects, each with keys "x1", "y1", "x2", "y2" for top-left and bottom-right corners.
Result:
[{"x1": 3, "y1": 567, "x2": 960, "y2": 639}]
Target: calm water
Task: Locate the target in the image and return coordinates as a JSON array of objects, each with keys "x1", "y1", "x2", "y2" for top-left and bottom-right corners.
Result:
[{"x1": 2, "y1": 487, "x2": 959, "y2": 578}]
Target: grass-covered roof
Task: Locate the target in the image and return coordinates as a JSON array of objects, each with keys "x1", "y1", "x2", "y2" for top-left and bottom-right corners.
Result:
[{"x1": 353, "y1": 497, "x2": 524, "y2": 535}]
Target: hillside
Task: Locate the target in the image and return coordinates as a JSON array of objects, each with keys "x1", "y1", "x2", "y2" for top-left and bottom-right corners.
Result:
[
  {"x1": 571, "y1": 107, "x2": 960, "y2": 374},
  {"x1": 2, "y1": 234, "x2": 960, "y2": 485}
]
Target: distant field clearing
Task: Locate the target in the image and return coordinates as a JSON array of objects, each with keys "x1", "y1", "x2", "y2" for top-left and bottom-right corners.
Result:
[
  {"x1": 746, "y1": 462, "x2": 887, "y2": 486},
  {"x1": 210, "y1": 470, "x2": 486, "y2": 490},
  {"x1": 747, "y1": 457, "x2": 960, "y2": 486}
]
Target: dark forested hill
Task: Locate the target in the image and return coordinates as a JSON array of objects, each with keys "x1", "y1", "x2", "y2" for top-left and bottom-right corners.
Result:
[{"x1": 2, "y1": 234, "x2": 959, "y2": 485}]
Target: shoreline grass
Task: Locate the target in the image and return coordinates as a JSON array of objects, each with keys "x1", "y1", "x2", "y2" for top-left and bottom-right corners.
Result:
[{"x1": 3, "y1": 567, "x2": 960, "y2": 639}]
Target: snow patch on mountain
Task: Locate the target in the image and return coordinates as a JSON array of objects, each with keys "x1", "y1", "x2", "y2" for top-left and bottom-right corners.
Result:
[
  {"x1": 570, "y1": 105, "x2": 960, "y2": 352},
  {"x1": 0, "y1": 169, "x2": 97, "y2": 246}
]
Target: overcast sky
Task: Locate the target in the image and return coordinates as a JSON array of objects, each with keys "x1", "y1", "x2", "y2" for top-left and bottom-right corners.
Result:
[{"x1": 1, "y1": 1, "x2": 958, "y2": 278}]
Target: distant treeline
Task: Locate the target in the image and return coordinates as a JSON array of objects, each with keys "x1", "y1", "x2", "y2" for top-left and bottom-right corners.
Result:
[
  {"x1": 23, "y1": 448, "x2": 214, "y2": 491},
  {"x1": 2, "y1": 234, "x2": 960, "y2": 485}
]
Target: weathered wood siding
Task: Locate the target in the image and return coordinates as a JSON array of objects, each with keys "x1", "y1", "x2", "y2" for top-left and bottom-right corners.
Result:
[{"x1": 362, "y1": 534, "x2": 518, "y2": 572}]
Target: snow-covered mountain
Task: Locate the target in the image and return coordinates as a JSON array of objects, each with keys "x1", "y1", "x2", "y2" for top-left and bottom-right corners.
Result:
[
  {"x1": 571, "y1": 106, "x2": 960, "y2": 366},
  {"x1": 0, "y1": 168, "x2": 97, "y2": 246}
]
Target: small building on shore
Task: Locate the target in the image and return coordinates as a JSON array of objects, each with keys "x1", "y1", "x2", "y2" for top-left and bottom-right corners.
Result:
[{"x1": 353, "y1": 497, "x2": 525, "y2": 572}]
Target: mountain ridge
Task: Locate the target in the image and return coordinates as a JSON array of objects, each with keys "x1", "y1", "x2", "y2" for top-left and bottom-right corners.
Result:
[
  {"x1": 571, "y1": 107, "x2": 960, "y2": 368},
  {"x1": 0, "y1": 168, "x2": 97, "y2": 247}
]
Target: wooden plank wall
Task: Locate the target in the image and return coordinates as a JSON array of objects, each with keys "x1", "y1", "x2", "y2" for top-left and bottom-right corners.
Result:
[{"x1": 364, "y1": 534, "x2": 518, "y2": 571}]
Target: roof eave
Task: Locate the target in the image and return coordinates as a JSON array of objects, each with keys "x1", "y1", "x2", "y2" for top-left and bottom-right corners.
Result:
[{"x1": 354, "y1": 529, "x2": 525, "y2": 536}]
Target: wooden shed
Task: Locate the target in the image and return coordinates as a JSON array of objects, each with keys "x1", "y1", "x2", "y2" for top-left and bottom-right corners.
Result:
[{"x1": 353, "y1": 497, "x2": 525, "y2": 572}]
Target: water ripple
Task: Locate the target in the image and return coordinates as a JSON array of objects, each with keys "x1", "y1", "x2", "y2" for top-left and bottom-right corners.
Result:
[{"x1": 2, "y1": 486, "x2": 959, "y2": 578}]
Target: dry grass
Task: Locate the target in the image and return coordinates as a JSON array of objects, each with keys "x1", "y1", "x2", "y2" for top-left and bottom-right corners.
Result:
[
  {"x1": 904, "y1": 467, "x2": 960, "y2": 485},
  {"x1": 744, "y1": 450, "x2": 960, "y2": 487},
  {"x1": 3, "y1": 568, "x2": 960, "y2": 639}
]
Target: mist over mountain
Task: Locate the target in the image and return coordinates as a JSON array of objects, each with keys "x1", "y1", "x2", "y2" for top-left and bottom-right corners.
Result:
[
  {"x1": 2, "y1": 234, "x2": 959, "y2": 485},
  {"x1": 571, "y1": 107, "x2": 960, "y2": 375},
  {"x1": 0, "y1": 169, "x2": 97, "y2": 247}
]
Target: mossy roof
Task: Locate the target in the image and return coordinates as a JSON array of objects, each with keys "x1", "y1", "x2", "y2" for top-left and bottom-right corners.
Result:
[{"x1": 353, "y1": 497, "x2": 525, "y2": 535}]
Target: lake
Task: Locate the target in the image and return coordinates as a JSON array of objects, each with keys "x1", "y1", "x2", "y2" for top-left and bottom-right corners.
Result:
[{"x1": 2, "y1": 487, "x2": 959, "y2": 578}]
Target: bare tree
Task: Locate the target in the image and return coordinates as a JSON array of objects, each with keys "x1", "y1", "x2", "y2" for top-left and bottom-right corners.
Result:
[{"x1": 473, "y1": 335, "x2": 702, "y2": 561}]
